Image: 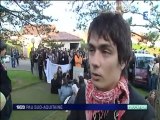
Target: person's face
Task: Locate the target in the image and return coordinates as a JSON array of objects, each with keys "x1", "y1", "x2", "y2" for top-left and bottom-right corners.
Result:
[
  {"x1": 79, "y1": 52, "x2": 82, "y2": 56},
  {"x1": 0, "y1": 49, "x2": 6, "y2": 57},
  {"x1": 58, "y1": 67, "x2": 62, "y2": 72},
  {"x1": 151, "y1": 91, "x2": 155, "y2": 99},
  {"x1": 88, "y1": 33, "x2": 125, "y2": 91},
  {"x1": 77, "y1": 52, "x2": 79, "y2": 56}
]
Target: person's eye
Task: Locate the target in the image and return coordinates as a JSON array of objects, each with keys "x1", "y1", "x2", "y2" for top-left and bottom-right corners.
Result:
[
  {"x1": 102, "y1": 50, "x2": 111, "y2": 54},
  {"x1": 88, "y1": 48, "x2": 95, "y2": 52}
]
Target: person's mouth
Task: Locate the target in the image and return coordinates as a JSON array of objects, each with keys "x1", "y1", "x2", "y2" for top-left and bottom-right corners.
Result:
[{"x1": 91, "y1": 73, "x2": 101, "y2": 81}]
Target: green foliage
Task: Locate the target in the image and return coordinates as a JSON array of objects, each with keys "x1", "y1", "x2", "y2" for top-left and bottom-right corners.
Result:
[
  {"x1": 69, "y1": 1, "x2": 115, "y2": 30},
  {"x1": 5, "y1": 40, "x2": 22, "y2": 54},
  {"x1": 43, "y1": 41, "x2": 64, "y2": 49},
  {"x1": 145, "y1": 31, "x2": 160, "y2": 46},
  {"x1": 70, "y1": 1, "x2": 160, "y2": 31},
  {"x1": 70, "y1": 1, "x2": 160, "y2": 45},
  {"x1": 129, "y1": 1, "x2": 160, "y2": 32},
  {"x1": 80, "y1": 40, "x2": 88, "y2": 50},
  {"x1": 133, "y1": 43, "x2": 160, "y2": 54},
  {"x1": 126, "y1": 17, "x2": 133, "y2": 25},
  {"x1": 1, "y1": 1, "x2": 55, "y2": 38}
]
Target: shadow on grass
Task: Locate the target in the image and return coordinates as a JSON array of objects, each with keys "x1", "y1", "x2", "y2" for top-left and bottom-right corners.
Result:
[{"x1": 8, "y1": 70, "x2": 41, "y2": 91}]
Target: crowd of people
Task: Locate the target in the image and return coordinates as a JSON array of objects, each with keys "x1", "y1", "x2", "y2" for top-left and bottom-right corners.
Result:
[
  {"x1": 29, "y1": 47, "x2": 90, "y2": 81},
  {"x1": 29, "y1": 46, "x2": 91, "y2": 105}
]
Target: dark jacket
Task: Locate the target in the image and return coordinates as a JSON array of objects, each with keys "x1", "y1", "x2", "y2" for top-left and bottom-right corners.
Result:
[
  {"x1": 0, "y1": 62, "x2": 12, "y2": 98},
  {"x1": 67, "y1": 84, "x2": 156, "y2": 120},
  {"x1": 0, "y1": 62, "x2": 12, "y2": 120},
  {"x1": 59, "y1": 55, "x2": 68, "y2": 65}
]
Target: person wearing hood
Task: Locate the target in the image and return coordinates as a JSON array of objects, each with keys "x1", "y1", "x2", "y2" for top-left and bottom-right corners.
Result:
[{"x1": 0, "y1": 39, "x2": 12, "y2": 120}]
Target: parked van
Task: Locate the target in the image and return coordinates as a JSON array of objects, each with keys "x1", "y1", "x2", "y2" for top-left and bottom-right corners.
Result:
[{"x1": 132, "y1": 53, "x2": 155, "y2": 89}]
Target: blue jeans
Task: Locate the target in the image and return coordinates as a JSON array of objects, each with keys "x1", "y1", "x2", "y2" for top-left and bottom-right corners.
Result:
[
  {"x1": 11, "y1": 57, "x2": 16, "y2": 68},
  {"x1": 151, "y1": 74, "x2": 158, "y2": 90},
  {"x1": 148, "y1": 75, "x2": 152, "y2": 91}
]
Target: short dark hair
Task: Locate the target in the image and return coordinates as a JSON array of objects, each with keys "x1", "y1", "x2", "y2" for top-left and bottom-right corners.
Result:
[
  {"x1": 0, "y1": 39, "x2": 7, "y2": 52},
  {"x1": 87, "y1": 12, "x2": 132, "y2": 77}
]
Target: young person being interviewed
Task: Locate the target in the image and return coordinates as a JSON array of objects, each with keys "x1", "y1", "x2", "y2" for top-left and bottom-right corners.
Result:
[{"x1": 67, "y1": 12, "x2": 155, "y2": 120}]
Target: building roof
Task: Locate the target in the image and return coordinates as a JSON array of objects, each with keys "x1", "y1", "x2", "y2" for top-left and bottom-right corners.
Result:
[
  {"x1": 48, "y1": 32, "x2": 82, "y2": 42},
  {"x1": 22, "y1": 24, "x2": 57, "y2": 36},
  {"x1": 22, "y1": 24, "x2": 81, "y2": 42}
]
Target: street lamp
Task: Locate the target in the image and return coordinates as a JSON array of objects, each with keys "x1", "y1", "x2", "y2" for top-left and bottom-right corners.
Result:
[{"x1": 31, "y1": 38, "x2": 35, "y2": 50}]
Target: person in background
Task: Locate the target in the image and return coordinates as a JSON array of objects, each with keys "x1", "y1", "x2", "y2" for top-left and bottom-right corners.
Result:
[
  {"x1": 146, "y1": 90, "x2": 156, "y2": 109},
  {"x1": 147, "y1": 60, "x2": 154, "y2": 91},
  {"x1": 151, "y1": 58, "x2": 159, "y2": 90},
  {"x1": 29, "y1": 48, "x2": 34, "y2": 74},
  {"x1": 71, "y1": 79, "x2": 79, "y2": 95},
  {"x1": 59, "y1": 52, "x2": 68, "y2": 65},
  {"x1": 10, "y1": 48, "x2": 16, "y2": 68},
  {"x1": 79, "y1": 76, "x2": 86, "y2": 89},
  {"x1": 68, "y1": 12, "x2": 155, "y2": 120},
  {"x1": 128, "y1": 51, "x2": 136, "y2": 83},
  {"x1": 58, "y1": 77, "x2": 73, "y2": 103},
  {"x1": 51, "y1": 67, "x2": 62, "y2": 94},
  {"x1": 37, "y1": 51, "x2": 44, "y2": 80},
  {"x1": 15, "y1": 49, "x2": 19, "y2": 66},
  {"x1": 74, "y1": 51, "x2": 82, "y2": 68},
  {"x1": 0, "y1": 39, "x2": 12, "y2": 120},
  {"x1": 67, "y1": 79, "x2": 79, "y2": 105},
  {"x1": 55, "y1": 66, "x2": 63, "y2": 91}
]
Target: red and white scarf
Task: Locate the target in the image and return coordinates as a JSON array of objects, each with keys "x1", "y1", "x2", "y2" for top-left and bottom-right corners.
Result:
[{"x1": 85, "y1": 76, "x2": 129, "y2": 120}]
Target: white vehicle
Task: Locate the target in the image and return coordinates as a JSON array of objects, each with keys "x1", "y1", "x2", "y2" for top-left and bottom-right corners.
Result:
[
  {"x1": 2, "y1": 55, "x2": 11, "y2": 63},
  {"x1": 132, "y1": 53, "x2": 155, "y2": 89}
]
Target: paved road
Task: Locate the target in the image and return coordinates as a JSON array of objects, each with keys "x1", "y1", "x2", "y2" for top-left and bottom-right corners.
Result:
[{"x1": 5, "y1": 59, "x2": 31, "y2": 71}]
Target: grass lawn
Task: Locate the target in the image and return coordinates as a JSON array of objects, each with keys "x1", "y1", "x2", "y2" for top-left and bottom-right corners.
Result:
[
  {"x1": 8, "y1": 70, "x2": 40, "y2": 90},
  {"x1": 9, "y1": 70, "x2": 68, "y2": 120}
]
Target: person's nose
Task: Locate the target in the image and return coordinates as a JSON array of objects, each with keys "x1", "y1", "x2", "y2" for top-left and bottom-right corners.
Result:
[{"x1": 90, "y1": 51, "x2": 101, "y2": 68}]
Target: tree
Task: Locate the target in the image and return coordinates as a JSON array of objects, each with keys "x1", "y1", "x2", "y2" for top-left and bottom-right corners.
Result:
[
  {"x1": 128, "y1": 1, "x2": 160, "y2": 32},
  {"x1": 80, "y1": 40, "x2": 88, "y2": 50},
  {"x1": 42, "y1": 40, "x2": 64, "y2": 49},
  {"x1": 69, "y1": 1, "x2": 160, "y2": 44},
  {"x1": 145, "y1": 31, "x2": 160, "y2": 47},
  {"x1": 0, "y1": 1, "x2": 55, "y2": 39}
]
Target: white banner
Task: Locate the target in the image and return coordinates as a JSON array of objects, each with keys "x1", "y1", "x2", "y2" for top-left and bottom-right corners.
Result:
[
  {"x1": 45, "y1": 59, "x2": 71, "y2": 83},
  {"x1": 73, "y1": 67, "x2": 84, "y2": 82}
]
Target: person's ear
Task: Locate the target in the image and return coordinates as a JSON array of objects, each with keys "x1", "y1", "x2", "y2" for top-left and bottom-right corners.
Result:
[{"x1": 121, "y1": 62, "x2": 126, "y2": 70}]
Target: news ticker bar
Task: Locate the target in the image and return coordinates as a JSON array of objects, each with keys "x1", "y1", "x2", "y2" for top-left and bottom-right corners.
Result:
[{"x1": 13, "y1": 104, "x2": 147, "y2": 110}]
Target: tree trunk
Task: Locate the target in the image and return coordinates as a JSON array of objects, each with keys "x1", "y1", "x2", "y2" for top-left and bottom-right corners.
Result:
[{"x1": 116, "y1": 0, "x2": 122, "y2": 13}]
